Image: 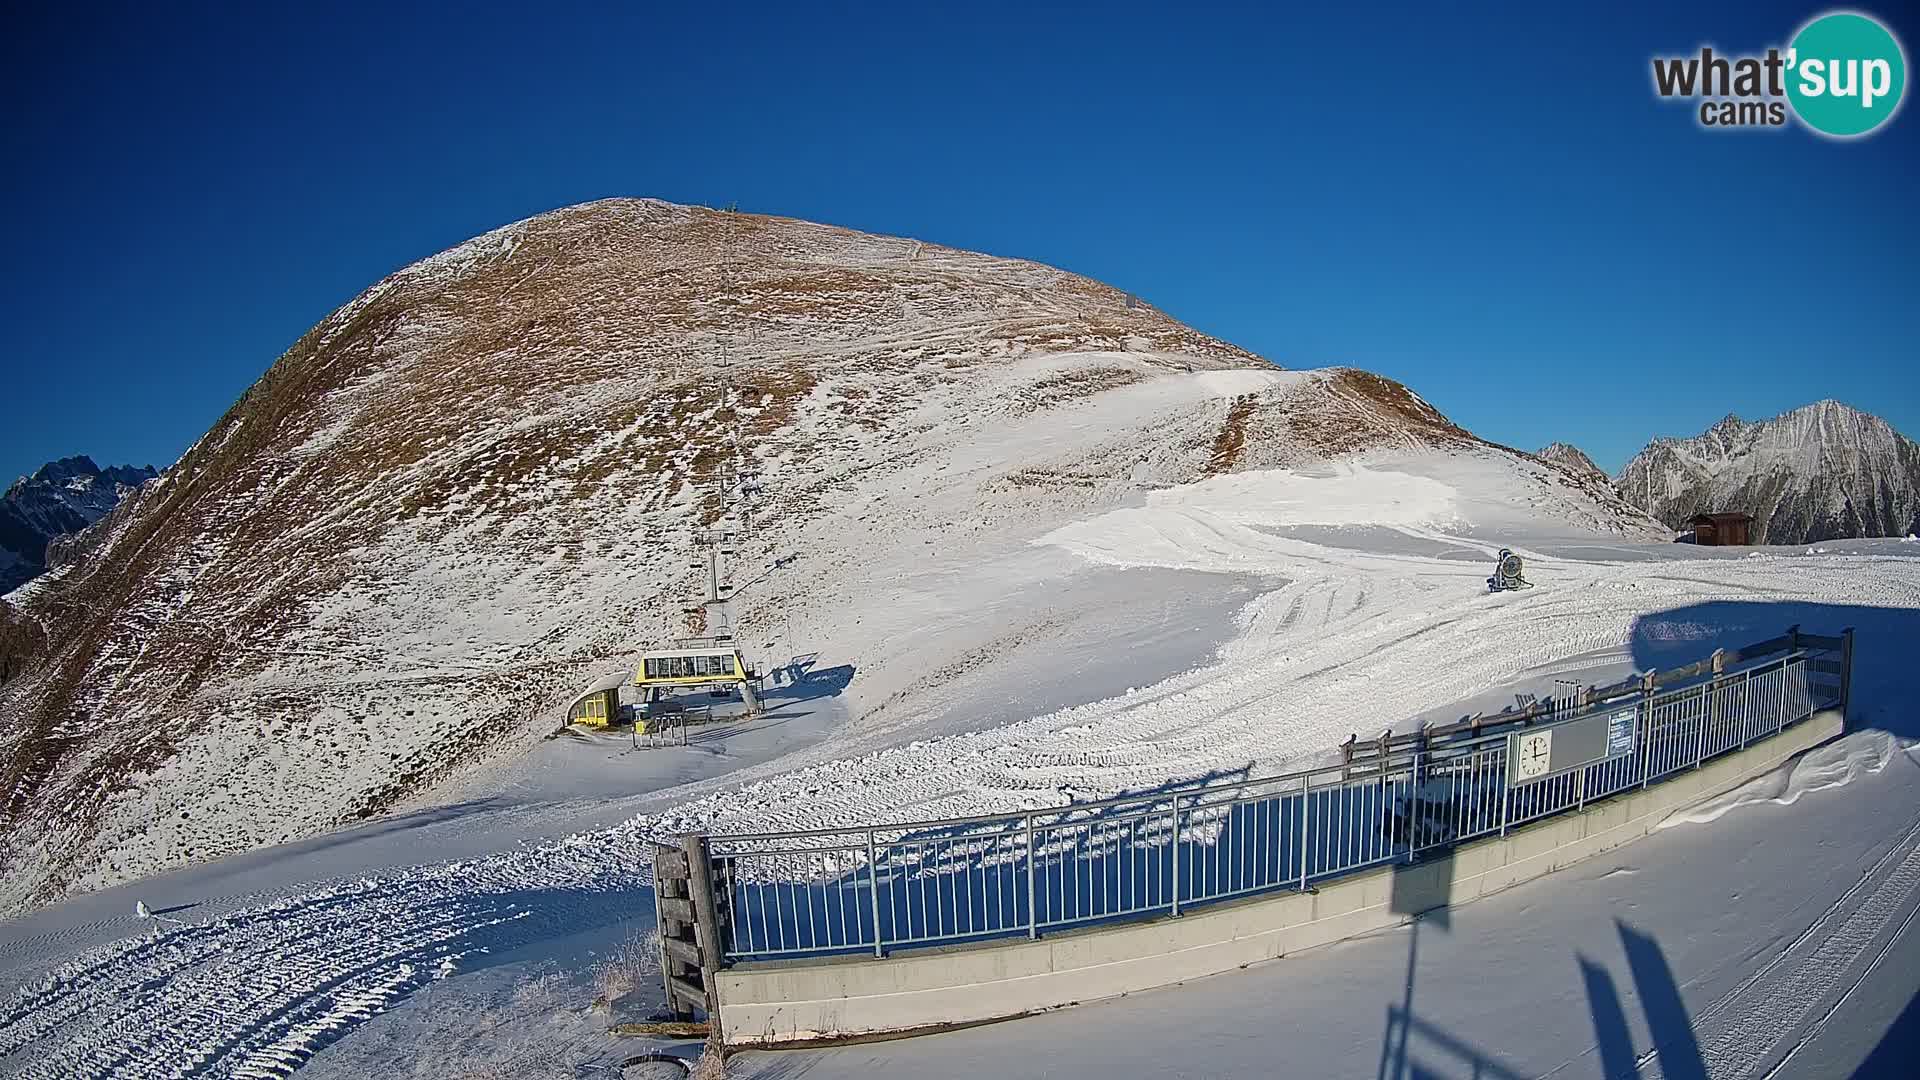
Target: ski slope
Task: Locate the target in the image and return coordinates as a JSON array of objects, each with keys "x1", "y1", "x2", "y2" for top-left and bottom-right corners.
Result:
[
  {"x1": 2, "y1": 453, "x2": 1918, "y2": 1076},
  {"x1": 632, "y1": 453, "x2": 1920, "y2": 839}
]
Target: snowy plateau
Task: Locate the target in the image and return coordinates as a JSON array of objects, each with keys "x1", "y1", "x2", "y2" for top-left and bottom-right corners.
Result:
[{"x1": 0, "y1": 199, "x2": 1917, "y2": 1078}]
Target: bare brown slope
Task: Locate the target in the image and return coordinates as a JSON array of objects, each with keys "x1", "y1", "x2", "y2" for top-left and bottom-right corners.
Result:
[
  {"x1": 0, "y1": 199, "x2": 1653, "y2": 911},
  {"x1": 0, "y1": 199, "x2": 1271, "y2": 907}
]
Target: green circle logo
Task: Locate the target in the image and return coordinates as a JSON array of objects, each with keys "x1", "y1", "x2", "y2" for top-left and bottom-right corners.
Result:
[{"x1": 1786, "y1": 12, "x2": 1907, "y2": 137}]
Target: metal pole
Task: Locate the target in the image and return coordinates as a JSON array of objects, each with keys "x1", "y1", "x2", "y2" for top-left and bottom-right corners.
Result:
[
  {"x1": 1406, "y1": 749, "x2": 1421, "y2": 861},
  {"x1": 1639, "y1": 673, "x2": 1657, "y2": 789},
  {"x1": 1297, "y1": 775, "x2": 1311, "y2": 891},
  {"x1": 1840, "y1": 627, "x2": 1856, "y2": 725},
  {"x1": 1026, "y1": 813, "x2": 1040, "y2": 936},
  {"x1": 1641, "y1": 698, "x2": 1654, "y2": 789},
  {"x1": 1776, "y1": 664, "x2": 1788, "y2": 736},
  {"x1": 1170, "y1": 797, "x2": 1183, "y2": 916},
  {"x1": 1377, "y1": 750, "x2": 1388, "y2": 865},
  {"x1": 1739, "y1": 668, "x2": 1752, "y2": 749},
  {"x1": 1694, "y1": 683, "x2": 1709, "y2": 769},
  {"x1": 1499, "y1": 753, "x2": 1512, "y2": 838},
  {"x1": 867, "y1": 830, "x2": 884, "y2": 958}
]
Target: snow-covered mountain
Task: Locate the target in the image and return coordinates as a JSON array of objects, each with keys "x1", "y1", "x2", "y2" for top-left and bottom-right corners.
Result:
[
  {"x1": 1615, "y1": 401, "x2": 1920, "y2": 544},
  {"x1": 0, "y1": 456, "x2": 155, "y2": 592},
  {"x1": 0, "y1": 199, "x2": 1662, "y2": 912},
  {"x1": 1535, "y1": 442, "x2": 1607, "y2": 484}
]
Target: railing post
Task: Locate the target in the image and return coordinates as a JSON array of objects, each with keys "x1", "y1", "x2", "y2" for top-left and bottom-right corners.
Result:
[
  {"x1": 1739, "y1": 667, "x2": 1753, "y2": 749},
  {"x1": 1840, "y1": 627, "x2": 1856, "y2": 726},
  {"x1": 1500, "y1": 774, "x2": 1512, "y2": 837},
  {"x1": 1169, "y1": 796, "x2": 1183, "y2": 917},
  {"x1": 867, "y1": 829, "x2": 884, "y2": 958},
  {"x1": 1406, "y1": 747, "x2": 1422, "y2": 861},
  {"x1": 1641, "y1": 675, "x2": 1656, "y2": 789},
  {"x1": 1296, "y1": 774, "x2": 1311, "y2": 892},
  {"x1": 1026, "y1": 813, "x2": 1039, "y2": 937},
  {"x1": 1694, "y1": 683, "x2": 1709, "y2": 769},
  {"x1": 1499, "y1": 731, "x2": 1514, "y2": 837},
  {"x1": 1709, "y1": 650, "x2": 1725, "y2": 758}
]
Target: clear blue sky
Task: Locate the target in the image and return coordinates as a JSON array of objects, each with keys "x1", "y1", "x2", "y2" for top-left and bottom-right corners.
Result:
[{"x1": 2, "y1": 2, "x2": 1914, "y2": 482}]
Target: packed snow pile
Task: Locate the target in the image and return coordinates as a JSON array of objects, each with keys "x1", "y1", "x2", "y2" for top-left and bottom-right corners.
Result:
[
  {"x1": 1660, "y1": 727, "x2": 1918, "y2": 829},
  {"x1": 1617, "y1": 400, "x2": 1920, "y2": 544},
  {"x1": 0, "y1": 199, "x2": 1656, "y2": 914}
]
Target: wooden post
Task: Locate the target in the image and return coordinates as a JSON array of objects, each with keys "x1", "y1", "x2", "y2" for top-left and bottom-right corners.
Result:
[
  {"x1": 682, "y1": 834, "x2": 726, "y2": 1042},
  {"x1": 651, "y1": 846, "x2": 680, "y2": 1020}
]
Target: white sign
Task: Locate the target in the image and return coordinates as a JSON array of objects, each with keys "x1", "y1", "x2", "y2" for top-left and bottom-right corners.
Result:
[{"x1": 1605, "y1": 708, "x2": 1637, "y2": 758}]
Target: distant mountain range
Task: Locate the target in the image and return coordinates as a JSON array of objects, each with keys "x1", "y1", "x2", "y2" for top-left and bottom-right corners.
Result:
[
  {"x1": 0, "y1": 456, "x2": 155, "y2": 593},
  {"x1": 1613, "y1": 400, "x2": 1920, "y2": 545}
]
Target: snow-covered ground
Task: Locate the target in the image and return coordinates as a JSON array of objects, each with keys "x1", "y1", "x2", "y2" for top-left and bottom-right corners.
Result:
[
  {"x1": 632, "y1": 452, "x2": 1920, "y2": 839},
  {"x1": 2, "y1": 450, "x2": 1917, "y2": 1076}
]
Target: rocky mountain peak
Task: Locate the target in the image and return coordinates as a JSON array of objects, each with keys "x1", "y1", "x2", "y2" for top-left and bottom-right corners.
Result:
[
  {"x1": 1535, "y1": 442, "x2": 1607, "y2": 483},
  {"x1": 1, "y1": 455, "x2": 157, "y2": 594},
  {"x1": 1616, "y1": 401, "x2": 1920, "y2": 544}
]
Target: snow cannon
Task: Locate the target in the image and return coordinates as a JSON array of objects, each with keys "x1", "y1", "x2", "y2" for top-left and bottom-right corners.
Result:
[{"x1": 1487, "y1": 549, "x2": 1532, "y2": 592}]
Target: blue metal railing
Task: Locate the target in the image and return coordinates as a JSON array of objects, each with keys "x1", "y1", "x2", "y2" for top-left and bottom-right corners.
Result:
[{"x1": 702, "y1": 629, "x2": 1846, "y2": 962}]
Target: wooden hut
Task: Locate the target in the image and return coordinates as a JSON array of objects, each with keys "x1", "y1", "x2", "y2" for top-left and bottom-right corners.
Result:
[{"x1": 1690, "y1": 512, "x2": 1754, "y2": 546}]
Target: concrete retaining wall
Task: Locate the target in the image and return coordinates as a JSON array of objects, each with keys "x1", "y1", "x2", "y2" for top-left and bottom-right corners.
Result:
[{"x1": 714, "y1": 710, "x2": 1843, "y2": 1046}]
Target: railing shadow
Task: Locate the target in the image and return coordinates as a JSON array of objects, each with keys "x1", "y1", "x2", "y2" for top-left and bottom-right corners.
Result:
[{"x1": 1375, "y1": 911, "x2": 1710, "y2": 1079}]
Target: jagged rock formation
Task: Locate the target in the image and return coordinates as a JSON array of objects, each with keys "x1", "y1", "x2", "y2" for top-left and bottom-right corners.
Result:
[
  {"x1": 1535, "y1": 443, "x2": 1607, "y2": 484},
  {"x1": 0, "y1": 199, "x2": 1660, "y2": 911},
  {"x1": 1616, "y1": 401, "x2": 1920, "y2": 544},
  {"x1": 0, "y1": 456, "x2": 155, "y2": 593}
]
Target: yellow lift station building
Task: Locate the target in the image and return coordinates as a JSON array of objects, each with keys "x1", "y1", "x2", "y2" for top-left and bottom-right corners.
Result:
[{"x1": 635, "y1": 643, "x2": 761, "y2": 712}]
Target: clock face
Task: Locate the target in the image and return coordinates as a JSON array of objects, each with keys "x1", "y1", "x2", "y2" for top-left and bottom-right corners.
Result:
[{"x1": 1515, "y1": 731, "x2": 1553, "y2": 780}]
